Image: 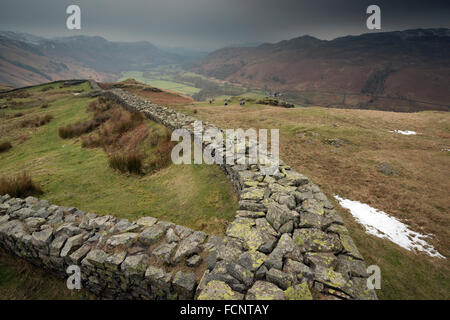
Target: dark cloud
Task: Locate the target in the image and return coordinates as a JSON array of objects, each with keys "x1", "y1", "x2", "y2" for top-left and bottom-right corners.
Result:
[{"x1": 0, "y1": 0, "x2": 449, "y2": 50}]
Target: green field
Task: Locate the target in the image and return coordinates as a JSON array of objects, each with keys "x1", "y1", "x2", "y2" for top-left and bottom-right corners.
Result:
[
  {"x1": 120, "y1": 71, "x2": 201, "y2": 95},
  {"x1": 0, "y1": 83, "x2": 237, "y2": 235}
]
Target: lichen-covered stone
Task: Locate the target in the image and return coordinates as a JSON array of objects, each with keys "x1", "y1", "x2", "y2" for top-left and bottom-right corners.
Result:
[
  {"x1": 240, "y1": 187, "x2": 265, "y2": 201},
  {"x1": 293, "y1": 228, "x2": 342, "y2": 252},
  {"x1": 107, "y1": 232, "x2": 138, "y2": 247},
  {"x1": 136, "y1": 216, "x2": 158, "y2": 227},
  {"x1": 105, "y1": 251, "x2": 127, "y2": 271},
  {"x1": 246, "y1": 281, "x2": 285, "y2": 300},
  {"x1": 284, "y1": 283, "x2": 313, "y2": 300},
  {"x1": 301, "y1": 199, "x2": 324, "y2": 216},
  {"x1": 238, "y1": 250, "x2": 267, "y2": 272},
  {"x1": 304, "y1": 252, "x2": 338, "y2": 269},
  {"x1": 315, "y1": 266, "x2": 352, "y2": 294},
  {"x1": 173, "y1": 231, "x2": 207, "y2": 264},
  {"x1": 153, "y1": 242, "x2": 177, "y2": 264},
  {"x1": 49, "y1": 235, "x2": 67, "y2": 256},
  {"x1": 339, "y1": 234, "x2": 364, "y2": 260},
  {"x1": 139, "y1": 226, "x2": 164, "y2": 245},
  {"x1": 226, "y1": 261, "x2": 254, "y2": 287},
  {"x1": 266, "y1": 202, "x2": 295, "y2": 231},
  {"x1": 198, "y1": 280, "x2": 243, "y2": 300},
  {"x1": 85, "y1": 249, "x2": 108, "y2": 267},
  {"x1": 145, "y1": 266, "x2": 172, "y2": 296},
  {"x1": 283, "y1": 259, "x2": 314, "y2": 282},
  {"x1": 266, "y1": 268, "x2": 293, "y2": 290},
  {"x1": 121, "y1": 254, "x2": 148, "y2": 277}
]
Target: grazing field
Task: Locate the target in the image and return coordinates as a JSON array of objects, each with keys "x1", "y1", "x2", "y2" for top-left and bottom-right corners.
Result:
[
  {"x1": 119, "y1": 71, "x2": 201, "y2": 96},
  {"x1": 0, "y1": 83, "x2": 237, "y2": 235},
  {"x1": 169, "y1": 97, "x2": 450, "y2": 300}
]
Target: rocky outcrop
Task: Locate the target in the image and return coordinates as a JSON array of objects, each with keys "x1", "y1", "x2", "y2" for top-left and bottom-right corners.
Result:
[{"x1": 0, "y1": 81, "x2": 377, "y2": 300}]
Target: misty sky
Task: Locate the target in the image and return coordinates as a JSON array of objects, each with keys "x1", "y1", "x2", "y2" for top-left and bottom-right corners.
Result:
[{"x1": 1, "y1": 0, "x2": 449, "y2": 50}]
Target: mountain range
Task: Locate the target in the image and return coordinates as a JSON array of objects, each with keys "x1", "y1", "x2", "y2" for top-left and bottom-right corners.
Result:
[
  {"x1": 1, "y1": 29, "x2": 449, "y2": 111},
  {"x1": 0, "y1": 31, "x2": 187, "y2": 87},
  {"x1": 191, "y1": 28, "x2": 450, "y2": 111}
]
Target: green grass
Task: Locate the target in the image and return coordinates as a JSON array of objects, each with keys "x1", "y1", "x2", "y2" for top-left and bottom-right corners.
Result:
[
  {"x1": 120, "y1": 71, "x2": 201, "y2": 95},
  {"x1": 0, "y1": 249, "x2": 93, "y2": 299},
  {"x1": 0, "y1": 88, "x2": 237, "y2": 235}
]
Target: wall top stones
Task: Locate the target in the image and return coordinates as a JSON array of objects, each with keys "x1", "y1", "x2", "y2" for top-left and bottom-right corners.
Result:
[{"x1": 0, "y1": 81, "x2": 377, "y2": 300}]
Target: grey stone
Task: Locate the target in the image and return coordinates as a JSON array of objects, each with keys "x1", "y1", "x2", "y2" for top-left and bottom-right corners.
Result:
[
  {"x1": 226, "y1": 262, "x2": 254, "y2": 287},
  {"x1": 186, "y1": 255, "x2": 202, "y2": 267},
  {"x1": 166, "y1": 228, "x2": 179, "y2": 243},
  {"x1": 106, "y1": 232, "x2": 138, "y2": 247},
  {"x1": 24, "y1": 217, "x2": 45, "y2": 231},
  {"x1": 293, "y1": 228, "x2": 342, "y2": 252},
  {"x1": 49, "y1": 235, "x2": 68, "y2": 256},
  {"x1": 238, "y1": 251, "x2": 267, "y2": 272},
  {"x1": 69, "y1": 244, "x2": 91, "y2": 264},
  {"x1": 172, "y1": 231, "x2": 207, "y2": 264},
  {"x1": 31, "y1": 228, "x2": 53, "y2": 247},
  {"x1": 266, "y1": 268, "x2": 293, "y2": 290},
  {"x1": 174, "y1": 225, "x2": 193, "y2": 239},
  {"x1": 145, "y1": 266, "x2": 172, "y2": 296},
  {"x1": 173, "y1": 271, "x2": 196, "y2": 299},
  {"x1": 238, "y1": 201, "x2": 267, "y2": 212},
  {"x1": 304, "y1": 252, "x2": 338, "y2": 269},
  {"x1": 139, "y1": 226, "x2": 164, "y2": 245},
  {"x1": 85, "y1": 249, "x2": 108, "y2": 267},
  {"x1": 266, "y1": 202, "x2": 294, "y2": 231},
  {"x1": 121, "y1": 254, "x2": 148, "y2": 277},
  {"x1": 198, "y1": 280, "x2": 244, "y2": 300},
  {"x1": 60, "y1": 233, "x2": 84, "y2": 257},
  {"x1": 105, "y1": 251, "x2": 127, "y2": 271},
  {"x1": 152, "y1": 242, "x2": 177, "y2": 265},
  {"x1": 136, "y1": 216, "x2": 158, "y2": 227},
  {"x1": 14, "y1": 208, "x2": 35, "y2": 219},
  {"x1": 246, "y1": 281, "x2": 285, "y2": 300},
  {"x1": 283, "y1": 259, "x2": 314, "y2": 282},
  {"x1": 54, "y1": 223, "x2": 82, "y2": 237}
]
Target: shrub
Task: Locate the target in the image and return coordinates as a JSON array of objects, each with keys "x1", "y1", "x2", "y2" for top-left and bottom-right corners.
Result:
[
  {"x1": 0, "y1": 141, "x2": 12, "y2": 153},
  {"x1": 148, "y1": 132, "x2": 174, "y2": 172},
  {"x1": 0, "y1": 172, "x2": 42, "y2": 198},
  {"x1": 41, "y1": 104, "x2": 49, "y2": 109},
  {"x1": 58, "y1": 120, "x2": 97, "y2": 139},
  {"x1": 20, "y1": 114, "x2": 53, "y2": 128},
  {"x1": 108, "y1": 151, "x2": 143, "y2": 174}
]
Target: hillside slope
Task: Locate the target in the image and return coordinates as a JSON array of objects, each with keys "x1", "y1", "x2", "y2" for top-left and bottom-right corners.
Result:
[
  {"x1": 0, "y1": 32, "x2": 185, "y2": 88},
  {"x1": 191, "y1": 29, "x2": 450, "y2": 111},
  {"x1": 0, "y1": 36, "x2": 114, "y2": 87}
]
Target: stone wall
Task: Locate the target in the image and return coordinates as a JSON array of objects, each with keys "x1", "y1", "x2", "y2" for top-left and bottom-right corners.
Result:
[{"x1": 0, "y1": 82, "x2": 377, "y2": 300}]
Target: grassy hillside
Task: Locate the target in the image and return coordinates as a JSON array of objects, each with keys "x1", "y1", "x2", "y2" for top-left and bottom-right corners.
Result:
[
  {"x1": 0, "y1": 82, "x2": 237, "y2": 235},
  {"x1": 168, "y1": 96, "x2": 450, "y2": 300}
]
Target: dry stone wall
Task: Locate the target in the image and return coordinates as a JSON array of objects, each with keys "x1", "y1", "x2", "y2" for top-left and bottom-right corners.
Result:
[{"x1": 0, "y1": 82, "x2": 377, "y2": 300}]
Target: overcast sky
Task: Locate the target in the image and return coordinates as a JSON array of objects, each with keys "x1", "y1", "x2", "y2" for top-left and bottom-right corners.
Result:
[{"x1": 1, "y1": 0, "x2": 449, "y2": 50}]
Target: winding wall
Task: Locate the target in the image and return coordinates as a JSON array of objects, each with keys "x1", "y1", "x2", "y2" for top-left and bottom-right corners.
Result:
[{"x1": 0, "y1": 81, "x2": 377, "y2": 300}]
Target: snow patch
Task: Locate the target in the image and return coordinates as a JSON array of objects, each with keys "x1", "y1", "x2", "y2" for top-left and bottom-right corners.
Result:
[
  {"x1": 389, "y1": 130, "x2": 417, "y2": 135},
  {"x1": 334, "y1": 195, "x2": 445, "y2": 259}
]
